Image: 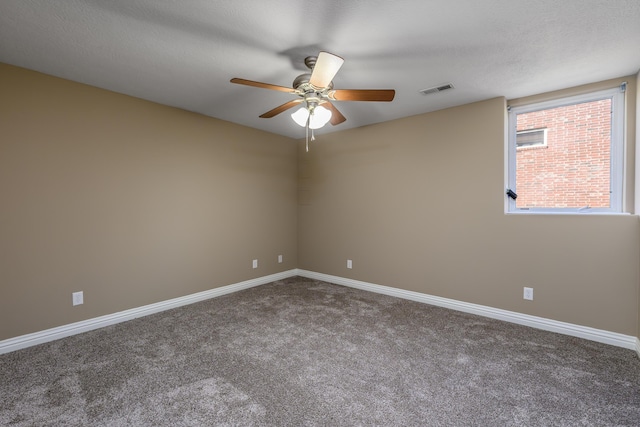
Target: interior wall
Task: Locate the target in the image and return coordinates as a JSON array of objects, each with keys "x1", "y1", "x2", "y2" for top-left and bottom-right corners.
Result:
[
  {"x1": 2, "y1": 61, "x2": 638, "y2": 343},
  {"x1": 637, "y1": 69, "x2": 640, "y2": 341},
  {"x1": 299, "y1": 90, "x2": 639, "y2": 336},
  {"x1": 0, "y1": 63, "x2": 298, "y2": 341}
]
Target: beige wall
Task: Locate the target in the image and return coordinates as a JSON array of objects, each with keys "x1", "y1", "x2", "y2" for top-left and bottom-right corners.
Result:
[
  {"x1": 0, "y1": 63, "x2": 298, "y2": 340},
  {"x1": 298, "y1": 90, "x2": 639, "y2": 336},
  {"x1": 2, "y1": 61, "x2": 638, "y2": 343},
  {"x1": 637, "y1": 69, "x2": 640, "y2": 340}
]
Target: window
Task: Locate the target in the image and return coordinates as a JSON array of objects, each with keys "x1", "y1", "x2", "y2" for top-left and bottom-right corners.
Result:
[
  {"x1": 506, "y1": 85, "x2": 625, "y2": 213},
  {"x1": 516, "y1": 128, "x2": 547, "y2": 149}
]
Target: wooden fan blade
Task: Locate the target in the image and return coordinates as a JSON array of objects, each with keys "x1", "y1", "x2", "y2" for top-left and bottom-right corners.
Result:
[
  {"x1": 259, "y1": 99, "x2": 303, "y2": 118},
  {"x1": 322, "y1": 101, "x2": 347, "y2": 126},
  {"x1": 329, "y1": 89, "x2": 395, "y2": 102},
  {"x1": 230, "y1": 78, "x2": 296, "y2": 94},
  {"x1": 309, "y1": 52, "x2": 344, "y2": 88}
]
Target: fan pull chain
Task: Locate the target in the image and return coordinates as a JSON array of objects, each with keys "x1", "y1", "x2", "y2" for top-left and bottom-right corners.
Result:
[
  {"x1": 305, "y1": 113, "x2": 310, "y2": 152},
  {"x1": 308, "y1": 108, "x2": 317, "y2": 150}
]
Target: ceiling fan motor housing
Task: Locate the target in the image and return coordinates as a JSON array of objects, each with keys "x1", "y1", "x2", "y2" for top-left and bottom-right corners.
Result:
[
  {"x1": 292, "y1": 73, "x2": 312, "y2": 90},
  {"x1": 293, "y1": 73, "x2": 334, "y2": 92}
]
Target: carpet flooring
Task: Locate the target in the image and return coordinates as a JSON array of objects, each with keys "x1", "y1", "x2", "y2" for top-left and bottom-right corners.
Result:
[{"x1": 1, "y1": 276, "x2": 639, "y2": 426}]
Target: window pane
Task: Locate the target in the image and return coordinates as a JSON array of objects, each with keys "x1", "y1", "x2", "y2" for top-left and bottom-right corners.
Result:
[
  {"x1": 515, "y1": 98, "x2": 611, "y2": 209},
  {"x1": 516, "y1": 129, "x2": 545, "y2": 148}
]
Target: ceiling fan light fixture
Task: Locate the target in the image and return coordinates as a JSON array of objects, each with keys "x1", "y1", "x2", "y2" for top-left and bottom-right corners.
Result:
[{"x1": 291, "y1": 105, "x2": 332, "y2": 129}]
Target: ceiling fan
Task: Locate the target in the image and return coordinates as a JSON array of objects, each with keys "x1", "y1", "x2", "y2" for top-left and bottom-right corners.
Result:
[{"x1": 230, "y1": 51, "x2": 395, "y2": 149}]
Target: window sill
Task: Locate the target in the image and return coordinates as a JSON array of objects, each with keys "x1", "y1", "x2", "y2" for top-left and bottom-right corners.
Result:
[{"x1": 505, "y1": 211, "x2": 631, "y2": 216}]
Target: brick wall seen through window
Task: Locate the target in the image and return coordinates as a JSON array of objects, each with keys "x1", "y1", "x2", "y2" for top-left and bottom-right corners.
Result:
[{"x1": 515, "y1": 99, "x2": 611, "y2": 209}]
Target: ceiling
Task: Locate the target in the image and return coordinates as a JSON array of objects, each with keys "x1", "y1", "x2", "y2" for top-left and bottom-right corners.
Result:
[{"x1": 1, "y1": 0, "x2": 639, "y2": 139}]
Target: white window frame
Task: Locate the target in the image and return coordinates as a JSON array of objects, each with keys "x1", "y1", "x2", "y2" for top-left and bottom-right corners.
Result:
[{"x1": 506, "y1": 85, "x2": 625, "y2": 214}]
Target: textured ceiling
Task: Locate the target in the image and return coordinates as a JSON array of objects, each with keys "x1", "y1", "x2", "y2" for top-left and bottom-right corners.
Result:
[{"x1": 1, "y1": 0, "x2": 639, "y2": 139}]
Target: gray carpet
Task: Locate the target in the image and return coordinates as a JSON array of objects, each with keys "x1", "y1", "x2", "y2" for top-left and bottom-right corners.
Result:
[{"x1": 1, "y1": 276, "x2": 639, "y2": 426}]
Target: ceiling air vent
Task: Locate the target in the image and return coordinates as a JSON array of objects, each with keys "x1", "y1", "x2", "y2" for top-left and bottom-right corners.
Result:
[{"x1": 419, "y1": 83, "x2": 454, "y2": 96}]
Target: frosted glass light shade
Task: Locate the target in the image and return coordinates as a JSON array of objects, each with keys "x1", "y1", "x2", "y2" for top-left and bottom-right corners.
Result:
[
  {"x1": 291, "y1": 107, "x2": 309, "y2": 127},
  {"x1": 312, "y1": 106, "x2": 332, "y2": 128},
  {"x1": 291, "y1": 105, "x2": 332, "y2": 129}
]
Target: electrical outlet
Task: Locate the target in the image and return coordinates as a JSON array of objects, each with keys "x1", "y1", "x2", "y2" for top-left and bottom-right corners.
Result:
[
  {"x1": 252, "y1": 259, "x2": 258, "y2": 269},
  {"x1": 278, "y1": 255, "x2": 283, "y2": 263},
  {"x1": 523, "y1": 287, "x2": 533, "y2": 301},
  {"x1": 347, "y1": 259, "x2": 353, "y2": 269},
  {"x1": 72, "y1": 291, "x2": 84, "y2": 306}
]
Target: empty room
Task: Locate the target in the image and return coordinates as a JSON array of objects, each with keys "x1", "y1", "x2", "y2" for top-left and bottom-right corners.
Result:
[{"x1": 1, "y1": 1, "x2": 640, "y2": 425}]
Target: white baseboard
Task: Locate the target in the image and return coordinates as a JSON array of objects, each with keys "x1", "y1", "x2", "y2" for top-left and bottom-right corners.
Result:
[
  {"x1": 0, "y1": 270, "x2": 298, "y2": 355},
  {"x1": 2, "y1": 269, "x2": 638, "y2": 356},
  {"x1": 297, "y1": 269, "x2": 639, "y2": 352}
]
